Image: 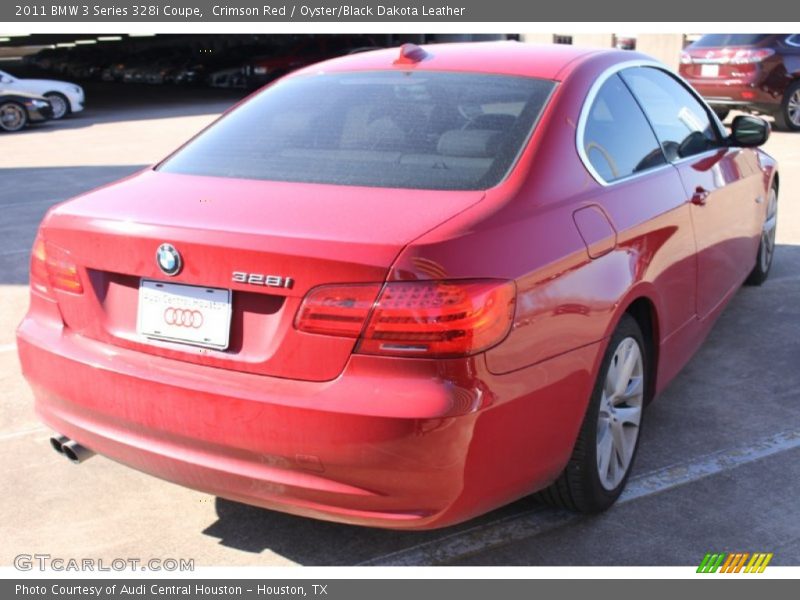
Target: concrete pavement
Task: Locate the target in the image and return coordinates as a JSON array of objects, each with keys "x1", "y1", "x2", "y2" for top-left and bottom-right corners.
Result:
[{"x1": 1, "y1": 85, "x2": 798, "y2": 567}]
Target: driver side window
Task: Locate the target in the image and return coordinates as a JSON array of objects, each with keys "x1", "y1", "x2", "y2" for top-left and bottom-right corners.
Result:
[{"x1": 619, "y1": 67, "x2": 721, "y2": 162}]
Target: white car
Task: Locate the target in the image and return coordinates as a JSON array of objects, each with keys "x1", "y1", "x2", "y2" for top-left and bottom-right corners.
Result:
[{"x1": 0, "y1": 69, "x2": 84, "y2": 119}]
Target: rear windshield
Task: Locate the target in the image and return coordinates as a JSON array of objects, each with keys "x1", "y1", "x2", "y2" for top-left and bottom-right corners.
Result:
[
  {"x1": 692, "y1": 34, "x2": 771, "y2": 47},
  {"x1": 158, "y1": 71, "x2": 555, "y2": 190}
]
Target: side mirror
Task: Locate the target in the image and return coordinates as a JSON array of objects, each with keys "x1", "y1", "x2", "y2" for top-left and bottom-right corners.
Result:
[{"x1": 728, "y1": 115, "x2": 770, "y2": 147}]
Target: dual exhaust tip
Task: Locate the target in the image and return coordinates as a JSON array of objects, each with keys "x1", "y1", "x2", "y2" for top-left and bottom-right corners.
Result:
[{"x1": 50, "y1": 435, "x2": 95, "y2": 464}]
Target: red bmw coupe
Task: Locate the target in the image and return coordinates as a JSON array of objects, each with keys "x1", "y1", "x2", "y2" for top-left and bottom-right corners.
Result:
[{"x1": 17, "y1": 42, "x2": 779, "y2": 529}]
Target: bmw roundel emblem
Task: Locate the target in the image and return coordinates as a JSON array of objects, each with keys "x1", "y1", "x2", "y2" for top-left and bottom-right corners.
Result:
[{"x1": 156, "y1": 243, "x2": 182, "y2": 276}]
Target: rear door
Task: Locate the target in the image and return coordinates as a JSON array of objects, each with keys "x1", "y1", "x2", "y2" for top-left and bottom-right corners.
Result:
[
  {"x1": 620, "y1": 66, "x2": 763, "y2": 318},
  {"x1": 578, "y1": 73, "x2": 698, "y2": 341}
]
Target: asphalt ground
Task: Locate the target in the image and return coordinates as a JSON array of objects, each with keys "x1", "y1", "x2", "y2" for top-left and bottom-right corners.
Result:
[{"x1": 1, "y1": 77, "x2": 799, "y2": 567}]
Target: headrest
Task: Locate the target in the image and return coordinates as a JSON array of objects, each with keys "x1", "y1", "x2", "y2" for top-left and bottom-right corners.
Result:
[{"x1": 437, "y1": 129, "x2": 502, "y2": 158}]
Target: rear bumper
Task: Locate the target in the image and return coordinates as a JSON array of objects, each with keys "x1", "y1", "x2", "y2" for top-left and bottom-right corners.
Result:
[
  {"x1": 686, "y1": 78, "x2": 781, "y2": 112},
  {"x1": 68, "y1": 96, "x2": 84, "y2": 113},
  {"x1": 17, "y1": 295, "x2": 600, "y2": 529}
]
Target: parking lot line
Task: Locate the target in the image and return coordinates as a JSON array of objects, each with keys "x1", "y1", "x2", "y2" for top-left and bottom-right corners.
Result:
[
  {"x1": 361, "y1": 428, "x2": 800, "y2": 566},
  {"x1": 0, "y1": 198, "x2": 62, "y2": 209},
  {"x1": 619, "y1": 428, "x2": 800, "y2": 502},
  {"x1": 0, "y1": 249, "x2": 29, "y2": 258},
  {"x1": 0, "y1": 343, "x2": 16, "y2": 353},
  {"x1": 0, "y1": 426, "x2": 48, "y2": 442}
]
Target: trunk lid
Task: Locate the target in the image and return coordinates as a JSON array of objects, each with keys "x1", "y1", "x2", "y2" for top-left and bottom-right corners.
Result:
[{"x1": 41, "y1": 169, "x2": 484, "y2": 381}]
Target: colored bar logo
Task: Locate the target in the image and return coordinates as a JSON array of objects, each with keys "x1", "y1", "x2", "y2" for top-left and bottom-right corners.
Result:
[{"x1": 697, "y1": 552, "x2": 773, "y2": 573}]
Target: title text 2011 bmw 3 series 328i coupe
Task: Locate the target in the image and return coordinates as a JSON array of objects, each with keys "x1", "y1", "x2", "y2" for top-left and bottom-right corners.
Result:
[{"x1": 17, "y1": 42, "x2": 778, "y2": 529}]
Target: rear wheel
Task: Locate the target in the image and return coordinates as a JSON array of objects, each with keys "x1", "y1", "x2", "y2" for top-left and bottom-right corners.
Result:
[
  {"x1": 536, "y1": 314, "x2": 647, "y2": 512},
  {"x1": 745, "y1": 185, "x2": 778, "y2": 286},
  {"x1": 0, "y1": 102, "x2": 27, "y2": 132},
  {"x1": 44, "y1": 92, "x2": 70, "y2": 120},
  {"x1": 772, "y1": 81, "x2": 800, "y2": 131}
]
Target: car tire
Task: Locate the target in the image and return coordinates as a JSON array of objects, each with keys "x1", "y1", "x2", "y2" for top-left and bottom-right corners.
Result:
[
  {"x1": 745, "y1": 184, "x2": 778, "y2": 286},
  {"x1": 44, "y1": 92, "x2": 70, "y2": 120},
  {"x1": 772, "y1": 80, "x2": 800, "y2": 132},
  {"x1": 712, "y1": 107, "x2": 730, "y2": 122},
  {"x1": 536, "y1": 313, "x2": 648, "y2": 513},
  {"x1": 0, "y1": 101, "x2": 28, "y2": 132}
]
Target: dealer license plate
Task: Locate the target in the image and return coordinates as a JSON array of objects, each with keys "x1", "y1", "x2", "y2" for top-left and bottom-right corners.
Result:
[{"x1": 136, "y1": 280, "x2": 232, "y2": 350}]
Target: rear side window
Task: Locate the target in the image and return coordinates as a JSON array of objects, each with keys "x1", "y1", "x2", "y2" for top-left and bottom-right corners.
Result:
[
  {"x1": 581, "y1": 74, "x2": 666, "y2": 183},
  {"x1": 159, "y1": 71, "x2": 555, "y2": 191},
  {"x1": 692, "y1": 34, "x2": 770, "y2": 47},
  {"x1": 620, "y1": 67, "x2": 720, "y2": 161}
]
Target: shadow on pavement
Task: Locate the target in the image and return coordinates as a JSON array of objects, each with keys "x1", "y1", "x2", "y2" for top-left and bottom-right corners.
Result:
[
  {"x1": 204, "y1": 494, "x2": 542, "y2": 565},
  {"x1": 0, "y1": 165, "x2": 147, "y2": 285}
]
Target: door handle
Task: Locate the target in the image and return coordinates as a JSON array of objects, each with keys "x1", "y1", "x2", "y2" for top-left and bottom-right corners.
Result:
[{"x1": 691, "y1": 186, "x2": 710, "y2": 206}]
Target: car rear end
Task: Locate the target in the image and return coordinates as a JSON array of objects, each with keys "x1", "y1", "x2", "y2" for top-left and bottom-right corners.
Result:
[
  {"x1": 16, "y1": 62, "x2": 575, "y2": 529},
  {"x1": 679, "y1": 34, "x2": 786, "y2": 115}
]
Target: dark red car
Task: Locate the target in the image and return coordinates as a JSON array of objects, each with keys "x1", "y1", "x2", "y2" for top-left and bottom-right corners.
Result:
[
  {"x1": 680, "y1": 33, "x2": 800, "y2": 130},
  {"x1": 17, "y1": 42, "x2": 779, "y2": 529}
]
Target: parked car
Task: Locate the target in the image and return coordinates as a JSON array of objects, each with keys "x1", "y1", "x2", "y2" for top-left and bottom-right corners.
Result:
[
  {"x1": 18, "y1": 43, "x2": 778, "y2": 529},
  {"x1": 244, "y1": 35, "x2": 378, "y2": 88},
  {"x1": 0, "y1": 69, "x2": 83, "y2": 120},
  {"x1": 680, "y1": 33, "x2": 800, "y2": 130},
  {"x1": 207, "y1": 66, "x2": 247, "y2": 89},
  {"x1": 170, "y1": 44, "x2": 273, "y2": 87},
  {"x1": 0, "y1": 91, "x2": 53, "y2": 132}
]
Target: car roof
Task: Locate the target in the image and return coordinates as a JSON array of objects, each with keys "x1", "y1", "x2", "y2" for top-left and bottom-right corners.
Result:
[{"x1": 293, "y1": 41, "x2": 614, "y2": 81}]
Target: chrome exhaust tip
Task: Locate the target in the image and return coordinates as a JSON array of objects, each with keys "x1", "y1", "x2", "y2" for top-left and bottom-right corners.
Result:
[
  {"x1": 60, "y1": 440, "x2": 96, "y2": 464},
  {"x1": 50, "y1": 435, "x2": 95, "y2": 464},
  {"x1": 50, "y1": 435, "x2": 69, "y2": 454}
]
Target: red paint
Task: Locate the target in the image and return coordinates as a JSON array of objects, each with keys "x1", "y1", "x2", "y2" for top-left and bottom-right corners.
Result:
[
  {"x1": 572, "y1": 204, "x2": 618, "y2": 259},
  {"x1": 17, "y1": 43, "x2": 778, "y2": 529}
]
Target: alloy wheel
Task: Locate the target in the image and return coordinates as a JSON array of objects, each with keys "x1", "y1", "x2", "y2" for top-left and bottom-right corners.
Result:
[
  {"x1": 46, "y1": 94, "x2": 68, "y2": 119},
  {"x1": 760, "y1": 187, "x2": 778, "y2": 273},
  {"x1": 596, "y1": 336, "x2": 644, "y2": 490},
  {"x1": 0, "y1": 103, "x2": 26, "y2": 132},
  {"x1": 788, "y1": 88, "x2": 800, "y2": 128}
]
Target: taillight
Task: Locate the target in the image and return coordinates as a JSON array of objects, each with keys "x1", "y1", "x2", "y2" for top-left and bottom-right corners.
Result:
[
  {"x1": 29, "y1": 235, "x2": 84, "y2": 296},
  {"x1": 683, "y1": 47, "x2": 776, "y2": 65},
  {"x1": 295, "y1": 279, "x2": 516, "y2": 358},
  {"x1": 294, "y1": 284, "x2": 382, "y2": 337},
  {"x1": 728, "y1": 48, "x2": 774, "y2": 64},
  {"x1": 30, "y1": 237, "x2": 50, "y2": 296}
]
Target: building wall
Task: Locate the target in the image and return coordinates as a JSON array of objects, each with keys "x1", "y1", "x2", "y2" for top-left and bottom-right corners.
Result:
[
  {"x1": 635, "y1": 34, "x2": 687, "y2": 70},
  {"x1": 521, "y1": 33, "x2": 555, "y2": 45},
  {"x1": 522, "y1": 33, "x2": 614, "y2": 47},
  {"x1": 520, "y1": 32, "x2": 686, "y2": 71},
  {"x1": 572, "y1": 33, "x2": 616, "y2": 48}
]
